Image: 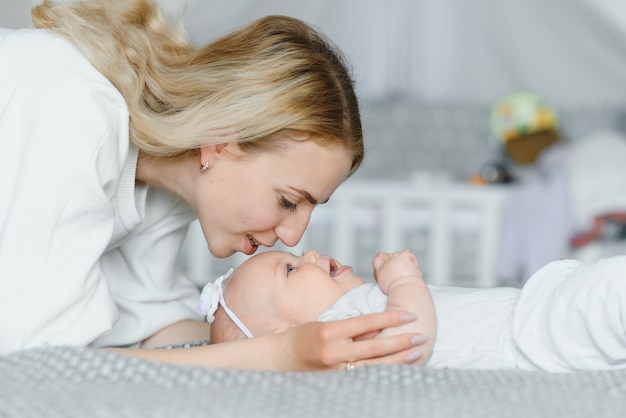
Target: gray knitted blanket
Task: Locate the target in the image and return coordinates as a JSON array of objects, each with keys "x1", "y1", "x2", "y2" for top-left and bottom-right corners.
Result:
[{"x1": 1, "y1": 346, "x2": 625, "y2": 418}]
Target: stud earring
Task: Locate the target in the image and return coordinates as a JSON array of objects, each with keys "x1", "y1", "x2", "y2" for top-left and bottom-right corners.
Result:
[{"x1": 200, "y1": 162, "x2": 210, "y2": 172}]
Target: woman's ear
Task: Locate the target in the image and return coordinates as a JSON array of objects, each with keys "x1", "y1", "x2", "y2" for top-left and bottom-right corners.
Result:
[{"x1": 199, "y1": 143, "x2": 228, "y2": 167}]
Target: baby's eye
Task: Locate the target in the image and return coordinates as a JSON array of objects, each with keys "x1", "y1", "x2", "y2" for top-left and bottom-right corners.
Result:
[
  {"x1": 286, "y1": 264, "x2": 295, "y2": 275},
  {"x1": 279, "y1": 196, "x2": 298, "y2": 212}
]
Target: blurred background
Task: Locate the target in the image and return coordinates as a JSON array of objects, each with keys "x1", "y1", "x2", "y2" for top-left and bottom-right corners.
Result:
[
  {"x1": 5, "y1": 0, "x2": 626, "y2": 179},
  {"x1": 4, "y1": 0, "x2": 626, "y2": 286},
  {"x1": 6, "y1": 1, "x2": 626, "y2": 105}
]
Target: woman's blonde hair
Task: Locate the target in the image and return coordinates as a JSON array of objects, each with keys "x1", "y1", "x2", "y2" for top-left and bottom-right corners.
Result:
[{"x1": 32, "y1": 0, "x2": 364, "y2": 173}]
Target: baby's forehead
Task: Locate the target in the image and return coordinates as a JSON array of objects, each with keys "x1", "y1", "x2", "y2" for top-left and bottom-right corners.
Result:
[
  {"x1": 224, "y1": 254, "x2": 281, "y2": 317},
  {"x1": 230, "y1": 250, "x2": 295, "y2": 290},
  {"x1": 228, "y1": 253, "x2": 275, "y2": 288},
  {"x1": 242, "y1": 251, "x2": 288, "y2": 272}
]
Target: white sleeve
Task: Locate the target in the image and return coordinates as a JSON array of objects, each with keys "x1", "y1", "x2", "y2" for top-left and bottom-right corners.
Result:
[
  {"x1": 0, "y1": 106, "x2": 128, "y2": 353},
  {"x1": 0, "y1": 29, "x2": 129, "y2": 353},
  {"x1": 513, "y1": 257, "x2": 626, "y2": 372},
  {"x1": 92, "y1": 188, "x2": 202, "y2": 348}
]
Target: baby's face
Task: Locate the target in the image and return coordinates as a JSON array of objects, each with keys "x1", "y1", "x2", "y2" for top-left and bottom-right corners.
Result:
[{"x1": 224, "y1": 250, "x2": 365, "y2": 335}]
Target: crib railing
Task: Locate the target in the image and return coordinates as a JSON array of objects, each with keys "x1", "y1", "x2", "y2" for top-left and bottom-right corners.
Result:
[{"x1": 179, "y1": 181, "x2": 506, "y2": 288}]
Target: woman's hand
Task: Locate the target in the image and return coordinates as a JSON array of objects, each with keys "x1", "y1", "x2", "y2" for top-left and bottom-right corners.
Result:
[
  {"x1": 271, "y1": 310, "x2": 428, "y2": 371},
  {"x1": 108, "y1": 311, "x2": 427, "y2": 371}
]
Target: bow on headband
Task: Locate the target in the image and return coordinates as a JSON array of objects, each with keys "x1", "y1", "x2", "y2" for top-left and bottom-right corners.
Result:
[{"x1": 197, "y1": 268, "x2": 254, "y2": 338}]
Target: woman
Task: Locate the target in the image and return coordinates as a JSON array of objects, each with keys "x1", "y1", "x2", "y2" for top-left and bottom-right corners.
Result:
[{"x1": 0, "y1": 0, "x2": 424, "y2": 370}]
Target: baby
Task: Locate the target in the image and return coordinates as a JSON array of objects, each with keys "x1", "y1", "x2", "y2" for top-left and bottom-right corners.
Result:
[
  {"x1": 200, "y1": 249, "x2": 436, "y2": 366},
  {"x1": 199, "y1": 250, "x2": 626, "y2": 373}
]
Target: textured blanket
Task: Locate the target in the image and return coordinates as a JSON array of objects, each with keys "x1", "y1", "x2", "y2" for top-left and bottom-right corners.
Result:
[{"x1": 1, "y1": 346, "x2": 625, "y2": 418}]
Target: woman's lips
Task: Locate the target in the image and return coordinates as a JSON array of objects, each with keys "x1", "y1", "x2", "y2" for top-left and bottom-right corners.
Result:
[{"x1": 243, "y1": 235, "x2": 259, "y2": 255}]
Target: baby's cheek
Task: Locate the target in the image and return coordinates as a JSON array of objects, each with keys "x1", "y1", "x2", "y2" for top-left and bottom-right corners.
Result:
[{"x1": 296, "y1": 291, "x2": 333, "y2": 322}]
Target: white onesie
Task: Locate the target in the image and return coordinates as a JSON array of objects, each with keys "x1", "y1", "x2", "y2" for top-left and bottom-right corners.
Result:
[{"x1": 318, "y1": 256, "x2": 626, "y2": 372}]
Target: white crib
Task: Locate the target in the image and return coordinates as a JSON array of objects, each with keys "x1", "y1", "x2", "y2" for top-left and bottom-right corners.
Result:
[{"x1": 179, "y1": 180, "x2": 506, "y2": 288}]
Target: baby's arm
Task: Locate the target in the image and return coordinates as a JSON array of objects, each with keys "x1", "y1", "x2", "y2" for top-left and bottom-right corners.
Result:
[{"x1": 372, "y1": 249, "x2": 436, "y2": 365}]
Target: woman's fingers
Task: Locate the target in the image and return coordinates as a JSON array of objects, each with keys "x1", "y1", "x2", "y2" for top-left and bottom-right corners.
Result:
[
  {"x1": 339, "y1": 310, "x2": 417, "y2": 337},
  {"x1": 352, "y1": 330, "x2": 381, "y2": 341},
  {"x1": 321, "y1": 312, "x2": 428, "y2": 369},
  {"x1": 342, "y1": 346, "x2": 425, "y2": 370},
  {"x1": 278, "y1": 311, "x2": 427, "y2": 371},
  {"x1": 340, "y1": 332, "x2": 428, "y2": 366}
]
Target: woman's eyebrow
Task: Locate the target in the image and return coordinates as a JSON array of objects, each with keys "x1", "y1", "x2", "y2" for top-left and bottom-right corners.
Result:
[{"x1": 287, "y1": 186, "x2": 319, "y2": 204}]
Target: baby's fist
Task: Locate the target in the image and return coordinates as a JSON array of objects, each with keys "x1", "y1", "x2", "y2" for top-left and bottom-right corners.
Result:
[{"x1": 373, "y1": 249, "x2": 421, "y2": 292}]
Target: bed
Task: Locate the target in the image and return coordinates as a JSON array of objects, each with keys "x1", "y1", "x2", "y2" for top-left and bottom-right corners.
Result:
[{"x1": 2, "y1": 346, "x2": 625, "y2": 418}]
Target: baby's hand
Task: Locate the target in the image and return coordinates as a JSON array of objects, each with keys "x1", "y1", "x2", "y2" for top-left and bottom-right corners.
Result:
[{"x1": 372, "y1": 249, "x2": 423, "y2": 294}]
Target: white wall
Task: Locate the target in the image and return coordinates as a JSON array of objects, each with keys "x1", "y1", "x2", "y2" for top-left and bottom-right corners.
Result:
[
  {"x1": 172, "y1": 0, "x2": 626, "y2": 107},
  {"x1": 4, "y1": 0, "x2": 626, "y2": 108},
  {"x1": 0, "y1": 0, "x2": 38, "y2": 29}
]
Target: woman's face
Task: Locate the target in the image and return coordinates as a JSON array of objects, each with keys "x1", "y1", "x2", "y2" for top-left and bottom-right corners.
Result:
[{"x1": 196, "y1": 139, "x2": 352, "y2": 258}]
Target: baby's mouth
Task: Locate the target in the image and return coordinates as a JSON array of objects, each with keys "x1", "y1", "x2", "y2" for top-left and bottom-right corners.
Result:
[
  {"x1": 329, "y1": 258, "x2": 353, "y2": 278},
  {"x1": 329, "y1": 259, "x2": 339, "y2": 277}
]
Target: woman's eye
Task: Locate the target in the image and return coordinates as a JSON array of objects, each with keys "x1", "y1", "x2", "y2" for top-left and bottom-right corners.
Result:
[
  {"x1": 279, "y1": 196, "x2": 297, "y2": 212},
  {"x1": 286, "y1": 264, "x2": 295, "y2": 275}
]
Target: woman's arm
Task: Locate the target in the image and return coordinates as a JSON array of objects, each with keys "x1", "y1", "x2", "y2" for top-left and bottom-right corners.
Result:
[
  {"x1": 140, "y1": 320, "x2": 212, "y2": 349},
  {"x1": 109, "y1": 310, "x2": 424, "y2": 371},
  {"x1": 372, "y1": 250, "x2": 437, "y2": 366}
]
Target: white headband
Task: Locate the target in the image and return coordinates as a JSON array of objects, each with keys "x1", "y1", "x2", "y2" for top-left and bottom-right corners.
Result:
[{"x1": 198, "y1": 268, "x2": 254, "y2": 338}]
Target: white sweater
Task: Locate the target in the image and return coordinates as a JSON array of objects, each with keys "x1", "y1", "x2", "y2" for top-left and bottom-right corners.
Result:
[{"x1": 0, "y1": 28, "x2": 201, "y2": 354}]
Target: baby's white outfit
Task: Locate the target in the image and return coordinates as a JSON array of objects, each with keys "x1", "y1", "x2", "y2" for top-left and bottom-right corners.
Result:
[{"x1": 318, "y1": 256, "x2": 626, "y2": 372}]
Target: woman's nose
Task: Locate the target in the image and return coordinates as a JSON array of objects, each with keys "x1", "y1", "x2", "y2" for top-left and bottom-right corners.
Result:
[{"x1": 275, "y1": 210, "x2": 312, "y2": 247}]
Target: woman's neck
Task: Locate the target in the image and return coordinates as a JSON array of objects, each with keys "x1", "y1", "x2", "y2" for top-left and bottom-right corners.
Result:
[{"x1": 135, "y1": 150, "x2": 198, "y2": 207}]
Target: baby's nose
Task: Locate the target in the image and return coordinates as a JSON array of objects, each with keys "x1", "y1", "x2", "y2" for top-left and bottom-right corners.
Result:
[{"x1": 302, "y1": 250, "x2": 319, "y2": 261}]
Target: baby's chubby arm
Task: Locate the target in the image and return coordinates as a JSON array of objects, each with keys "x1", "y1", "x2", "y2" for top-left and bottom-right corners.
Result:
[{"x1": 372, "y1": 249, "x2": 437, "y2": 365}]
